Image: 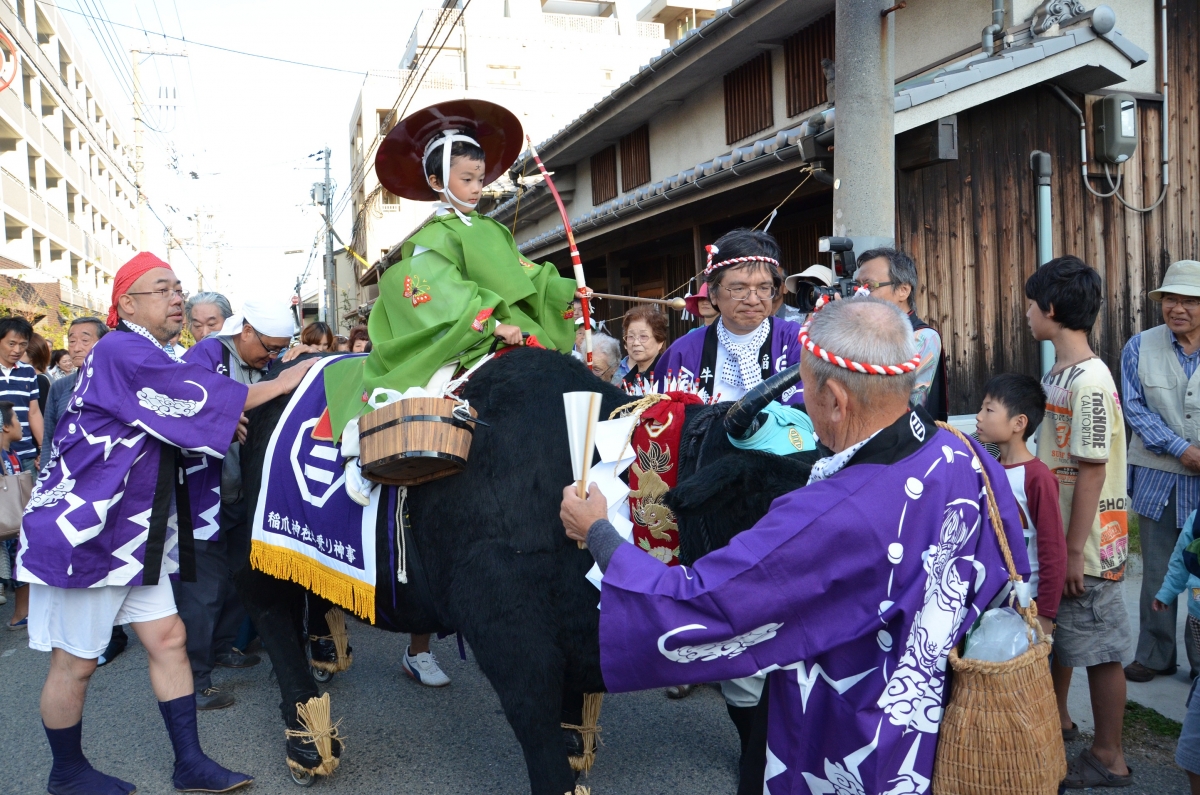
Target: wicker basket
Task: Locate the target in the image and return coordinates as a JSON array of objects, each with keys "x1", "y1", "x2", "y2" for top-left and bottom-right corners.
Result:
[
  {"x1": 358, "y1": 397, "x2": 477, "y2": 487},
  {"x1": 931, "y1": 423, "x2": 1066, "y2": 795}
]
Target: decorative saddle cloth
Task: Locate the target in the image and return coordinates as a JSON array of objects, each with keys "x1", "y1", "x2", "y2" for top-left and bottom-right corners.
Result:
[{"x1": 251, "y1": 355, "x2": 382, "y2": 621}]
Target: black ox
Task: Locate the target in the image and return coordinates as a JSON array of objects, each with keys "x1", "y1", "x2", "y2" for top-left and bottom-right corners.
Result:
[{"x1": 230, "y1": 348, "x2": 817, "y2": 794}]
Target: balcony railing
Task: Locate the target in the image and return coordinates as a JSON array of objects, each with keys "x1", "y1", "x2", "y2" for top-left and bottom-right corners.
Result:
[{"x1": 542, "y1": 13, "x2": 618, "y2": 35}]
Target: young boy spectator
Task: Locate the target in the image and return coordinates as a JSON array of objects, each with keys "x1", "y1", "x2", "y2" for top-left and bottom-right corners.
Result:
[
  {"x1": 975, "y1": 373, "x2": 1066, "y2": 639},
  {"x1": 1159, "y1": 517, "x2": 1200, "y2": 794},
  {"x1": 1026, "y1": 255, "x2": 1132, "y2": 788}
]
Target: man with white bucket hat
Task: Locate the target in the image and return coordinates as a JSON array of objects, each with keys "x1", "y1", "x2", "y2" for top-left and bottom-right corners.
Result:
[{"x1": 1121, "y1": 260, "x2": 1200, "y2": 682}]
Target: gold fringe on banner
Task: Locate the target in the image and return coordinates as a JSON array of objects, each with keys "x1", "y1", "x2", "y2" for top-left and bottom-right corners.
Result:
[{"x1": 251, "y1": 540, "x2": 375, "y2": 622}]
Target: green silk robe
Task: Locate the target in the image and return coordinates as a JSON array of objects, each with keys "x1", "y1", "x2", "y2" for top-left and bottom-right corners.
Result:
[{"x1": 324, "y1": 211, "x2": 577, "y2": 441}]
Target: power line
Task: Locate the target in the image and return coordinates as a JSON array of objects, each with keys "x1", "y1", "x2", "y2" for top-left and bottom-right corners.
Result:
[
  {"x1": 45, "y1": 2, "x2": 367, "y2": 74},
  {"x1": 330, "y1": 0, "x2": 472, "y2": 225}
]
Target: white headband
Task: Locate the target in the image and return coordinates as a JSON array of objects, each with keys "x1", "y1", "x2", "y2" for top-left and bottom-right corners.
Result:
[{"x1": 426, "y1": 129, "x2": 482, "y2": 226}]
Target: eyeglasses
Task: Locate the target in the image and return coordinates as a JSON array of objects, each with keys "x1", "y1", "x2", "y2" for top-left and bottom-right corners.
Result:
[
  {"x1": 721, "y1": 285, "x2": 778, "y2": 301},
  {"x1": 624, "y1": 334, "x2": 656, "y2": 345},
  {"x1": 591, "y1": 362, "x2": 616, "y2": 378},
  {"x1": 853, "y1": 279, "x2": 895, "y2": 292},
  {"x1": 251, "y1": 327, "x2": 287, "y2": 356},
  {"x1": 125, "y1": 288, "x2": 189, "y2": 300},
  {"x1": 1163, "y1": 296, "x2": 1200, "y2": 310}
]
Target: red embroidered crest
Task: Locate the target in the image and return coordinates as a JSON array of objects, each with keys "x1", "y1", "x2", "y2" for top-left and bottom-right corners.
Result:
[
  {"x1": 562, "y1": 307, "x2": 575, "y2": 320},
  {"x1": 472, "y1": 308, "x2": 494, "y2": 332}
]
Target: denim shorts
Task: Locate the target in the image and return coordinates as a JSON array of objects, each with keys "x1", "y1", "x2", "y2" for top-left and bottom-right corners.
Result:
[
  {"x1": 1051, "y1": 576, "x2": 1133, "y2": 668},
  {"x1": 1178, "y1": 676, "x2": 1200, "y2": 774}
]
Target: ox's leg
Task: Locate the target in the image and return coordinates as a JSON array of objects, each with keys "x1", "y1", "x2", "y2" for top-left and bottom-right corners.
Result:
[
  {"x1": 234, "y1": 569, "x2": 316, "y2": 723},
  {"x1": 452, "y1": 550, "x2": 575, "y2": 795}
]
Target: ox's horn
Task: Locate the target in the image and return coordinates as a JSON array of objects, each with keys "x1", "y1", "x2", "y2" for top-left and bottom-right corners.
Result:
[{"x1": 723, "y1": 364, "x2": 802, "y2": 440}]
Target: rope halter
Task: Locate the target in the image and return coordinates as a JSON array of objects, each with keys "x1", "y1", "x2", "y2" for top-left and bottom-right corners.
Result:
[
  {"x1": 703, "y1": 243, "x2": 781, "y2": 276},
  {"x1": 424, "y1": 129, "x2": 482, "y2": 226},
  {"x1": 797, "y1": 295, "x2": 922, "y2": 376}
]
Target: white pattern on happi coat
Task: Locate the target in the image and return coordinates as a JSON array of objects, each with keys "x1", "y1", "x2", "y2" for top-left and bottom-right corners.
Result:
[
  {"x1": 136, "y1": 382, "x2": 209, "y2": 418},
  {"x1": 656, "y1": 622, "x2": 783, "y2": 663}
]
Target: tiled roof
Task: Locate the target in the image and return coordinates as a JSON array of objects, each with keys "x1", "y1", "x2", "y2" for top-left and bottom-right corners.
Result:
[{"x1": 502, "y1": 13, "x2": 1148, "y2": 255}]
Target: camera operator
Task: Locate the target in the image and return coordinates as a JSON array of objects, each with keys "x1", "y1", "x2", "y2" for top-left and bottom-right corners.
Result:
[
  {"x1": 852, "y1": 248, "x2": 948, "y2": 420},
  {"x1": 783, "y1": 265, "x2": 836, "y2": 323}
]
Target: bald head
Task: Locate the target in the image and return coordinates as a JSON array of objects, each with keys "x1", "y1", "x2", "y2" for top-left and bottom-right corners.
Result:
[{"x1": 800, "y1": 297, "x2": 918, "y2": 452}]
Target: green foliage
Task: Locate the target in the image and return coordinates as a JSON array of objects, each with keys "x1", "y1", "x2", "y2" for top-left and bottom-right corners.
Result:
[{"x1": 1124, "y1": 700, "x2": 1182, "y2": 739}]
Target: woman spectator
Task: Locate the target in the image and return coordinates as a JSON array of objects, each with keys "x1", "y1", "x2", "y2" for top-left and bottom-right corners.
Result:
[
  {"x1": 335, "y1": 335, "x2": 350, "y2": 352},
  {"x1": 620, "y1": 306, "x2": 668, "y2": 390},
  {"x1": 48, "y1": 348, "x2": 73, "y2": 380},
  {"x1": 589, "y1": 333, "x2": 622, "y2": 385},
  {"x1": 348, "y1": 325, "x2": 372, "y2": 353},
  {"x1": 185, "y1": 291, "x2": 234, "y2": 342},
  {"x1": 300, "y1": 321, "x2": 335, "y2": 352},
  {"x1": 22, "y1": 333, "x2": 52, "y2": 414}
]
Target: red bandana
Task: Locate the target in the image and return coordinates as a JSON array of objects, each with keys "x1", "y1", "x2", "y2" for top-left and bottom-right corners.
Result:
[{"x1": 107, "y1": 252, "x2": 175, "y2": 328}]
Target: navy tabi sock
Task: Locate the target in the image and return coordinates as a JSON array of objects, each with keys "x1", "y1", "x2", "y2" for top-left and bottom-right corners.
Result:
[
  {"x1": 43, "y1": 721, "x2": 136, "y2": 795},
  {"x1": 157, "y1": 694, "x2": 253, "y2": 792}
]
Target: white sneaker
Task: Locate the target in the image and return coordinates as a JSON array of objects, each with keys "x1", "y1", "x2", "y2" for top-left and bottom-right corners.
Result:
[
  {"x1": 402, "y1": 647, "x2": 451, "y2": 687},
  {"x1": 345, "y1": 458, "x2": 374, "y2": 507}
]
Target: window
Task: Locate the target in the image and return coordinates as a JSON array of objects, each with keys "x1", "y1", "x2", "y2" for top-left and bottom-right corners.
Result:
[
  {"x1": 590, "y1": 145, "x2": 617, "y2": 205},
  {"x1": 486, "y1": 64, "x2": 521, "y2": 86},
  {"x1": 723, "y1": 53, "x2": 773, "y2": 145},
  {"x1": 784, "y1": 13, "x2": 835, "y2": 117},
  {"x1": 619, "y1": 124, "x2": 650, "y2": 192}
]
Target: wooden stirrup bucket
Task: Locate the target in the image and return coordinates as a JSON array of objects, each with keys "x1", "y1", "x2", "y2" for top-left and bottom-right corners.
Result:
[
  {"x1": 359, "y1": 397, "x2": 477, "y2": 487},
  {"x1": 931, "y1": 422, "x2": 1066, "y2": 795}
]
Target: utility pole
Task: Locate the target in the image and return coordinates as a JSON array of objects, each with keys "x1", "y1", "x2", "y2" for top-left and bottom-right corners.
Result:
[
  {"x1": 831, "y1": 0, "x2": 897, "y2": 252},
  {"x1": 195, "y1": 210, "x2": 204, "y2": 291},
  {"x1": 322, "y1": 147, "x2": 337, "y2": 330},
  {"x1": 130, "y1": 48, "x2": 187, "y2": 251}
]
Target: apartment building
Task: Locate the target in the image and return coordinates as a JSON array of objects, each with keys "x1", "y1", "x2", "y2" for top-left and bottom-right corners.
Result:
[
  {"x1": 0, "y1": 0, "x2": 139, "y2": 321},
  {"x1": 344, "y1": 0, "x2": 667, "y2": 324}
]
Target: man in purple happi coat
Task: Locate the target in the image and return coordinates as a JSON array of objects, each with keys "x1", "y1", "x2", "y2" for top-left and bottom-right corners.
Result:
[
  {"x1": 16, "y1": 252, "x2": 314, "y2": 795},
  {"x1": 655, "y1": 229, "x2": 803, "y2": 405},
  {"x1": 563, "y1": 297, "x2": 1028, "y2": 795}
]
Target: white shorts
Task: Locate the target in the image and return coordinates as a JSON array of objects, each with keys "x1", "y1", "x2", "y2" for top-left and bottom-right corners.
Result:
[{"x1": 27, "y1": 579, "x2": 177, "y2": 658}]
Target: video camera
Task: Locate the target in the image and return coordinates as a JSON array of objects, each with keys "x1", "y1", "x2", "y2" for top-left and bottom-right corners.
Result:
[{"x1": 791, "y1": 236, "x2": 860, "y2": 311}]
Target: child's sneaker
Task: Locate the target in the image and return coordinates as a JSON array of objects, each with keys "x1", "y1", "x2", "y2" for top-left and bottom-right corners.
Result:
[{"x1": 401, "y1": 647, "x2": 450, "y2": 687}]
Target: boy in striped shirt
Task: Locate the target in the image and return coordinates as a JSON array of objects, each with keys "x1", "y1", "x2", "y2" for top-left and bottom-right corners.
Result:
[{"x1": 0, "y1": 316, "x2": 43, "y2": 473}]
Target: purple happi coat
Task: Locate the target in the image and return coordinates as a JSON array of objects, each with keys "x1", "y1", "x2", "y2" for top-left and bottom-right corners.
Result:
[
  {"x1": 16, "y1": 326, "x2": 246, "y2": 588},
  {"x1": 180, "y1": 336, "x2": 245, "y2": 541},
  {"x1": 655, "y1": 317, "x2": 804, "y2": 404},
  {"x1": 599, "y1": 409, "x2": 1028, "y2": 794}
]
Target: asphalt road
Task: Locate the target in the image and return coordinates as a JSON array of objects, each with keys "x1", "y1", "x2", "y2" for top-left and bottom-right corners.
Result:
[{"x1": 0, "y1": 597, "x2": 739, "y2": 795}]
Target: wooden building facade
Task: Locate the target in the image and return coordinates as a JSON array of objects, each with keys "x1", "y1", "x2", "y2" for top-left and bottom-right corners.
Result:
[{"x1": 900, "y1": 0, "x2": 1199, "y2": 412}]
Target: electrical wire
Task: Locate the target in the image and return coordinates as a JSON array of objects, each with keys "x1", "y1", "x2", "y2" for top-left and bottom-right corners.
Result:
[
  {"x1": 1103, "y1": 163, "x2": 1168, "y2": 213},
  {"x1": 329, "y1": 0, "x2": 471, "y2": 224},
  {"x1": 44, "y1": 1, "x2": 367, "y2": 74}
]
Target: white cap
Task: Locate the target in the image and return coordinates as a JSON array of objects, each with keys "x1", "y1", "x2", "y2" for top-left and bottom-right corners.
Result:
[
  {"x1": 784, "y1": 264, "x2": 835, "y2": 294},
  {"x1": 219, "y1": 296, "x2": 297, "y2": 339}
]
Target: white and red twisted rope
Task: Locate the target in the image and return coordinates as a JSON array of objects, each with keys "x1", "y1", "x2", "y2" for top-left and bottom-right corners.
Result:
[
  {"x1": 703, "y1": 244, "x2": 780, "y2": 276},
  {"x1": 797, "y1": 295, "x2": 922, "y2": 376}
]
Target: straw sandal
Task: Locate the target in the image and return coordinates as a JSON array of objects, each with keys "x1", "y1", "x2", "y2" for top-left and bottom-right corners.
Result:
[{"x1": 1062, "y1": 749, "x2": 1133, "y2": 789}]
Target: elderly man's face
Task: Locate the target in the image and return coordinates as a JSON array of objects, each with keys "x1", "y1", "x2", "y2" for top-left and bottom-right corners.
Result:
[
  {"x1": 68, "y1": 323, "x2": 102, "y2": 367},
  {"x1": 1161, "y1": 293, "x2": 1200, "y2": 338},
  {"x1": 189, "y1": 302, "x2": 227, "y2": 341},
  {"x1": 855, "y1": 257, "x2": 911, "y2": 313},
  {"x1": 710, "y1": 264, "x2": 776, "y2": 335},
  {"x1": 591, "y1": 353, "x2": 617, "y2": 382}
]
